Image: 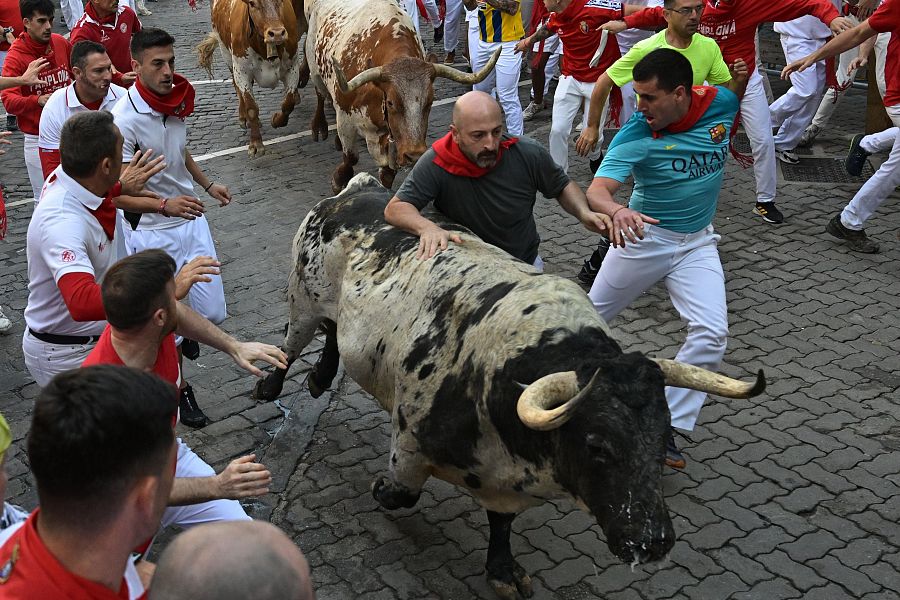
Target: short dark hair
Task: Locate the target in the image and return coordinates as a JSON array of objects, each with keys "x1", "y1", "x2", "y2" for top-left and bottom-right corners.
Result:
[
  {"x1": 71, "y1": 40, "x2": 108, "y2": 72},
  {"x1": 131, "y1": 28, "x2": 175, "y2": 60},
  {"x1": 20, "y1": 0, "x2": 53, "y2": 19},
  {"x1": 633, "y1": 48, "x2": 694, "y2": 94},
  {"x1": 60, "y1": 111, "x2": 120, "y2": 178},
  {"x1": 28, "y1": 366, "x2": 176, "y2": 528},
  {"x1": 102, "y1": 250, "x2": 177, "y2": 330}
]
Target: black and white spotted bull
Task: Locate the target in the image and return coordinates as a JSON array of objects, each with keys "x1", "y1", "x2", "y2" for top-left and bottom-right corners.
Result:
[
  {"x1": 255, "y1": 174, "x2": 766, "y2": 599},
  {"x1": 305, "y1": 0, "x2": 501, "y2": 193}
]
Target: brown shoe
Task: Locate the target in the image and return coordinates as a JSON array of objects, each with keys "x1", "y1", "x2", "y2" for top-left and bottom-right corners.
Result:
[
  {"x1": 443, "y1": 50, "x2": 456, "y2": 65},
  {"x1": 825, "y1": 214, "x2": 879, "y2": 253}
]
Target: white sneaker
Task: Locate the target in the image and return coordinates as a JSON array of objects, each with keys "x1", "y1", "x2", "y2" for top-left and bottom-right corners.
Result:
[
  {"x1": 522, "y1": 101, "x2": 545, "y2": 121},
  {"x1": 136, "y1": 1, "x2": 152, "y2": 15},
  {"x1": 775, "y1": 149, "x2": 799, "y2": 164},
  {"x1": 0, "y1": 306, "x2": 13, "y2": 335},
  {"x1": 575, "y1": 121, "x2": 584, "y2": 133},
  {"x1": 798, "y1": 124, "x2": 821, "y2": 148}
]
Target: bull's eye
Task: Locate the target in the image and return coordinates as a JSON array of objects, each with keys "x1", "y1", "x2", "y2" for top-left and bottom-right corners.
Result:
[
  {"x1": 386, "y1": 100, "x2": 395, "y2": 109},
  {"x1": 585, "y1": 433, "x2": 613, "y2": 458}
]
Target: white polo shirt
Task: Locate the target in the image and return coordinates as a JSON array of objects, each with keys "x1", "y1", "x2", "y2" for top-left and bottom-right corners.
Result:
[
  {"x1": 38, "y1": 82, "x2": 127, "y2": 150},
  {"x1": 23, "y1": 168, "x2": 116, "y2": 336},
  {"x1": 111, "y1": 84, "x2": 194, "y2": 230}
]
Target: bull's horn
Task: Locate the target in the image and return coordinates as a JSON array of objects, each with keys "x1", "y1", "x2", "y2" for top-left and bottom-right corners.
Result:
[
  {"x1": 331, "y1": 56, "x2": 385, "y2": 94},
  {"x1": 517, "y1": 368, "x2": 603, "y2": 431},
  {"x1": 652, "y1": 359, "x2": 766, "y2": 399},
  {"x1": 433, "y1": 47, "x2": 502, "y2": 85}
]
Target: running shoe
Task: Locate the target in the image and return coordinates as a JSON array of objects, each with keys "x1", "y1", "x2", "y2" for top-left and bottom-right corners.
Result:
[
  {"x1": 753, "y1": 202, "x2": 784, "y2": 224},
  {"x1": 179, "y1": 385, "x2": 210, "y2": 429},
  {"x1": 522, "y1": 101, "x2": 545, "y2": 121},
  {"x1": 775, "y1": 149, "x2": 799, "y2": 164},
  {"x1": 797, "y1": 124, "x2": 821, "y2": 148},
  {"x1": 845, "y1": 133, "x2": 870, "y2": 176},
  {"x1": 0, "y1": 307, "x2": 12, "y2": 335},
  {"x1": 825, "y1": 214, "x2": 879, "y2": 253},
  {"x1": 666, "y1": 429, "x2": 686, "y2": 470}
]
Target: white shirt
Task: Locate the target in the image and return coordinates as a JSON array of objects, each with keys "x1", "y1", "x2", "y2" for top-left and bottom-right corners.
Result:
[
  {"x1": 111, "y1": 84, "x2": 194, "y2": 230},
  {"x1": 615, "y1": 0, "x2": 664, "y2": 51},
  {"x1": 24, "y1": 168, "x2": 116, "y2": 336},
  {"x1": 38, "y1": 82, "x2": 127, "y2": 150}
]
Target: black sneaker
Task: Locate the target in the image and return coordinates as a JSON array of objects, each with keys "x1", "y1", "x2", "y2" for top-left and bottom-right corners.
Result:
[
  {"x1": 433, "y1": 22, "x2": 444, "y2": 44},
  {"x1": 181, "y1": 338, "x2": 200, "y2": 360},
  {"x1": 845, "y1": 133, "x2": 870, "y2": 176},
  {"x1": 179, "y1": 385, "x2": 210, "y2": 428},
  {"x1": 753, "y1": 202, "x2": 784, "y2": 224},
  {"x1": 589, "y1": 154, "x2": 603, "y2": 175},
  {"x1": 6, "y1": 115, "x2": 17, "y2": 132},
  {"x1": 577, "y1": 239, "x2": 609, "y2": 285},
  {"x1": 825, "y1": 214, "x2": 879, "y2": 253},
  {"x1": 665, "y1": 429, "x2": 686, "y2": 470}
]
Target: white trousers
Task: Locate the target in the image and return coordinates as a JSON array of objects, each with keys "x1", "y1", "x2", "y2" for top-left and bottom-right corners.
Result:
[
  {"x1": 59, "y1": 0, "x2": 85, "y2": 29},
  {"x1": 22, "y1": 329, "x2": 97, "y2": 387},
  {"x1": 588, "y1": 224, "x2": 727, "y2": 431},
  {"x1": 617, "y1": 40, "x2": 639, "y2": 125},
  {"x1": 770, "y1": 34, "x2": 827, "y2": 151},
  {"x1": 160, "y1": 439, "x2": 250, "y2": 529},
  {"x1": 467, "y1": 10, "x2": 480, "y2": 68},
  {"x1": 549, "y1": 75, "x2": 605, "y2": 172},
  {"x1": 473, "y1": 39, "x2": 523, "y2": 136},
  {"x1": 741, "y1": 70, "x2": 777, "y2": 203},
  {"x1": 811, "y1": 21, "x2": 888, "y2": 130},
  {"x1": 401, "y1": 0, "x2": 440, "y2": 34},
  {"x1": 444, "y1": 0, "x2": 464, "y2": 53},
  {"x1": 23, "y1": 134, "x2": 44, "y2": 201},
  {"x1": 122, "y1": 217, "x2": 227, "y2": 325},
  {"x1": 841, "y1": 105, "x2": 900, "y2": 231}
]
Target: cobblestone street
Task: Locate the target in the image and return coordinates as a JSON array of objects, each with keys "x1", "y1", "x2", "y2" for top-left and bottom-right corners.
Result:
[{"x1": 1, "y1": 2, "x2": 899, "y2": 598}]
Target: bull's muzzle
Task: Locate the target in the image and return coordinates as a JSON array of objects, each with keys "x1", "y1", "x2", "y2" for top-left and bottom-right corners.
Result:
[{"x1": 264, "y1": 27, "x2": 286, "y2": 58}]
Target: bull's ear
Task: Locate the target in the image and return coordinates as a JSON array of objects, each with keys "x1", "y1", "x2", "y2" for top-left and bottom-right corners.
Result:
[{"x1": 425, "y1": 52, "x2": 439, "y2": 63}]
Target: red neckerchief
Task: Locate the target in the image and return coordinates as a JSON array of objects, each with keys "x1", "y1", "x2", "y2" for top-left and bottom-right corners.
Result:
[
  {"x1": 652, "y1": 85, "x2": 718, "y2": 138},
  {"x1": 88, "y1": 181, "x2": 120, "y2": 240},
  {"x1": 432, "y1": 132, "x2": 519, "y2": 178},
  {"x1": 16, "y1": 31, "x2": 52, "y2": 58},
  {"x1": 135, "y1": 74, "x2": 195, "y2": 119},
  {"x1": 83, "y1": 1, "x2": 116, "y2": 25}
]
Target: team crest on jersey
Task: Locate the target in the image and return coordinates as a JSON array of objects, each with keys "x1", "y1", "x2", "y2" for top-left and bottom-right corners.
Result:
[
  {"x1": 61, "y1": 249, "x2": 76, "y2": 263},
  {"x1": 579, "y1": 20, "x2": 589, "y2": 33},
  {"x1": 0, "y1": 543, "x2": 19, "y2": 583},
  {"x1": 120, "y1": 22, "x2": 127, "y2": 33},
  {"x1": 709, "y1": 123, "x2": 726, "y2": 144}
]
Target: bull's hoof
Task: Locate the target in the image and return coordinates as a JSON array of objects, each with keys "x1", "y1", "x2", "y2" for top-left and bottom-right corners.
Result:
[
  {"x1": 379, "y1": 167, "x2": 396, "y2": 189},
  {"x1": 272, "y1": 112, "x2": 290, "y2": 128},
  {"x1": 311, "y1": 119, "x2": 329, "y2": 142},
  {"x1": 238, "y1": 118, "x2": 248, "y2": 130},
  {"x1": 372, "y1": 476, "x2": 420, "y2": 510},
  {"x1": 307, "y1": 373, "x2": 326, "y2": 398},
  {"x1": 248, "y1": 141, "x2": 265, "y2": 156},
  {"x1": 487, "y1": 562, "x2": 533, "y2": 600},
  {"x1": 253, "y1": 374, "x2": 284, "y2": 401}
]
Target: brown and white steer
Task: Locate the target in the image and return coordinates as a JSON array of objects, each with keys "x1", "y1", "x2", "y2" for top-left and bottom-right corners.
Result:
[
  {"x1": 197, "y1": 0, "x2": 307, "y2": 156},
  {"x1": 305, "y1": 0, "x2": 501, "y2": 193}
]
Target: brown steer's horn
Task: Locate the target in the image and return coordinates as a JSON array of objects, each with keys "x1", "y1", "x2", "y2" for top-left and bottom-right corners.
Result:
[
  {"x1": 652, "y1": 359, "x2": 766, "y2": 399},
  {"x1": 517, "y1": 368, "x2": 603, "y2": 431},
  {"x1": 433, "y1": 47, "x2": 502, "y2": 85},
  {"x1": 331, "y1": 56, "x2": 385, "y2": 94}
]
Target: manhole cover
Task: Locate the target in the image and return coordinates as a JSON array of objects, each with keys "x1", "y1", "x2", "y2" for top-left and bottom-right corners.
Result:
[{"x1": 781, "y1": 157, "x2": 875, "y2": 183}]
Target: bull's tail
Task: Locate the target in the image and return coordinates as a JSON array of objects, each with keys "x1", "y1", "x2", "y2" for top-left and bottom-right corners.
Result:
[{"x1": 196, "y1": 32, "x2": 220, "y2": 78}]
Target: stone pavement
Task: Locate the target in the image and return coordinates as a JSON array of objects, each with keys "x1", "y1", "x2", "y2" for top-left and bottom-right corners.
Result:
[{"x1": 1, "y1": 3, "x2": 899, "y2": 598}]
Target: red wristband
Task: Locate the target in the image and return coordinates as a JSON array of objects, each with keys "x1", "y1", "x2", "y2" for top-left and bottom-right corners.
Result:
[{"x1": 158, "y1": 198, "x2": 168, "y2": 216}]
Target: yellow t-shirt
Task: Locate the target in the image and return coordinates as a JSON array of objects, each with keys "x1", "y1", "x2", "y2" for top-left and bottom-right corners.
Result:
[
  {"x1": 478, "y1": 4, "x2": 524, "y2": 43},
  {"x1": 607, "y1": 30, "x2": 732, "y2": 88}
]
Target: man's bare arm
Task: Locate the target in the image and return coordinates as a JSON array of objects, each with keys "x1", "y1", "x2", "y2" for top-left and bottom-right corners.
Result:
[
  {"x1": 385, "y1": 196, "x2": 463, "y2": 260},
  {"x1": 586, "y1": 177, "x2": 659, "y2": 247},
  {"x1": 485, "y1": 0, "x2": 520, "y2": 16},
  {"x1": 555, "y1": 181, "x2": 612, "y2": 236}
]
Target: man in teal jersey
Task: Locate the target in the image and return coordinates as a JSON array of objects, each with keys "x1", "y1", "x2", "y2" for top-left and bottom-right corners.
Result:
[
  {"x1": 586, "y1": 48, "x2": 747, "y2": 469},
  {"x1": 573, "y1": 0, "x2": 743, "y2": 284}
]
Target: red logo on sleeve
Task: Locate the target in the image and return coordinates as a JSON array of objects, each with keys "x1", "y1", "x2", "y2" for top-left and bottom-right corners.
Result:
[{"x1": 60, "y1": 250, "x2": 76, "y2": 263}]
